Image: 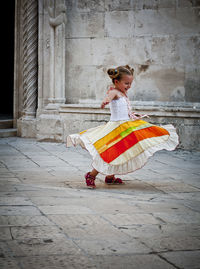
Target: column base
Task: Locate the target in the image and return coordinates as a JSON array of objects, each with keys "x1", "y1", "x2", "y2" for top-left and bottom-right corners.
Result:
[
  {"x1": 48, "y1": 98, "x2": 66, "y2": 103},
  {"x1": 17, "y1": 116, "x2": 36, "y2": 138},
  {"x1": 46, "y1": 98, "x2": 66, "y2": 110},
  {"x1": 36, "y1": 111, "x2": 63, "y2": 142}
]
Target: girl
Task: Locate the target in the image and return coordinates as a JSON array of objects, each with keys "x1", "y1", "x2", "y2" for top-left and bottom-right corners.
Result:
[{"x1": 67, "y1": 65, "x2": 179, "y2": 188}]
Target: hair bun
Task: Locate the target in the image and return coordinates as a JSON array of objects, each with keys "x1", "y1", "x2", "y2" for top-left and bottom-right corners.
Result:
[
  {"x1": 125, "y1": 65, "x2": 134, "y2": 75},
  {"x1": 107, "y1": 68, "x2": 119, "y2": 79}
]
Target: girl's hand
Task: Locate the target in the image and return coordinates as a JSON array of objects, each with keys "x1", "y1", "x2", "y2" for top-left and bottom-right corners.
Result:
[{"x1": 101, "y1": 101, "x2": 109, "y2": 109}]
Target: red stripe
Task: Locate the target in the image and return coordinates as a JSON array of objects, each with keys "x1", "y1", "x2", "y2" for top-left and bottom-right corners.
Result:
[{"x1": 100, "y1": 126, "x2": 169, "y2": 163}]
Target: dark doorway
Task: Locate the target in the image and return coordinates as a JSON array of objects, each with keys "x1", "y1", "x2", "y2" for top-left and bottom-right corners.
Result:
[{"x1": 0, "y1": 1, "x2": 15, "y2": 119}]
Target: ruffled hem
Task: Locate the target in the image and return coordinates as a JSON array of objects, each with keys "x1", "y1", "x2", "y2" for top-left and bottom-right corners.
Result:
[{"x1": 66, "y1": 124, "x2": 179, "y2": 175}]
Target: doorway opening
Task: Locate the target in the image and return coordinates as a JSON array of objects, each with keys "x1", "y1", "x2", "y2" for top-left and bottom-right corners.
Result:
[{"x1": 0, "y1": 1, "x2": 15, "y2": 120}]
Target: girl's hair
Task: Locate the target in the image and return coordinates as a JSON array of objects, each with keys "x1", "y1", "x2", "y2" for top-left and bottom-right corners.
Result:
[{"x1": 107, "y1": 65, "x2": 134, "y2": 83}]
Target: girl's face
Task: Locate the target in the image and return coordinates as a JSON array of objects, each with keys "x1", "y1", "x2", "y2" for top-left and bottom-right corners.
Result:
[{"x1": 114, "y1": 75, "x2": 133, "y2": 95}]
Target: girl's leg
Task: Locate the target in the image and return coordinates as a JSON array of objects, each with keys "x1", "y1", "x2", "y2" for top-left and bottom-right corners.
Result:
[
  {"x1": 85, "y1": 169, "x2": 99, "y2": 188},
  {"x1": 90, "y1": 168, "x2": 99, "y2": 177},
  {"x1": 105, "y1": 174, "x2": 114, "y2": 179}
]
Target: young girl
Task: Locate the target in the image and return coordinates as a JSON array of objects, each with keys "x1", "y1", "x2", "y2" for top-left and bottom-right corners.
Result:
[{"x1": 67, "y1": 65, "x2": 179, "y2": 188}]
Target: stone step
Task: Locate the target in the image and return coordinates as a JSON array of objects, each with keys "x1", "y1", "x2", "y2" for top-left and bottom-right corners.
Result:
[
  {"x1": 0, "y1": 128, "x2": 17, "y2": 138},
  {"x1": 0, "y1": 119, "x2": 13, "y2": 129}
]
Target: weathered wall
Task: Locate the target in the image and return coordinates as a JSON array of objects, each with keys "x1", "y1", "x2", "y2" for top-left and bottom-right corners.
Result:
[
  {"x1": 15, "y1": 0, "x2": 200, "y2": 150},
  {"x1": 65, "y1": 0, "x2": 200, "y2": 104}
]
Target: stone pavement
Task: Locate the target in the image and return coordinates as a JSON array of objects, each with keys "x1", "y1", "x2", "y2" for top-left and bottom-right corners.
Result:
[{"x1": 0, "y1": 137, "x2": 200, "y2": 269}]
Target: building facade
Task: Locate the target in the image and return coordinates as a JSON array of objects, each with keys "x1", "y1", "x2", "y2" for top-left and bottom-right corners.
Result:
[{"x1": 11, "y1": 0, "x2": 200, "y2": 149}]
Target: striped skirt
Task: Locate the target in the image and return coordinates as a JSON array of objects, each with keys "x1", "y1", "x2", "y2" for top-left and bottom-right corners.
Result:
[{"x1": 67, "y1": 120, "x2": 179, "y2": 175}]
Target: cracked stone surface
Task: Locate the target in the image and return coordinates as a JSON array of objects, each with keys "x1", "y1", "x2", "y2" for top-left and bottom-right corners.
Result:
[{"x1": 0, "y1": 137, "x2": 200, "y2": 268}]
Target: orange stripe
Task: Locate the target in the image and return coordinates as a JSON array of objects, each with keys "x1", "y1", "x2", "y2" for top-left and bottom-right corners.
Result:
[{"x1": 135, "y1": 126, "x2": 169, "y2": 141}]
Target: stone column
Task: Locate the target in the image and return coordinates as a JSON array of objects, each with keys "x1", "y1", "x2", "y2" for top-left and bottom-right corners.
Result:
[
  {"x1": 22, "y1": 0, "x2": 38, "y2": 118},
  {"x1": 17, "y1": 0, "x2": 38, "y2": 137},
  {"x1": 47, "y1": 0, "x2": 66, "y2": 107}
]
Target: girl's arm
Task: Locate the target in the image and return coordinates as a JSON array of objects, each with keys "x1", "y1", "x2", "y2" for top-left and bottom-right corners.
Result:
[{"x1": 101, "y1": 90, "x2": 117, "y2": 108}]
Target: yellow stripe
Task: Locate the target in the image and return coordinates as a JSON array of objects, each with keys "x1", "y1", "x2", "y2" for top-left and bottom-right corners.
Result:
[
  {"x1": 98, "y1": 137, "x2": 122, "y2": 154},
  {"x1": 110, "y1": 135, "x2": 169, "y2": 165},
  {"x1": 94, "y1": 120, "x2": 147, "y2": 150}
]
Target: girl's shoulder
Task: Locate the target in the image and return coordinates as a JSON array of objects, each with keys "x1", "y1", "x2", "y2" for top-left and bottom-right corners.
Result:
[{"x1": 107, "y1": 89, "x2": 123, "y2": 99}]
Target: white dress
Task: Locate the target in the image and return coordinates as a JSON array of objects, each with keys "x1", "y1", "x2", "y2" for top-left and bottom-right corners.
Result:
[{"x1": 67, "y1": 97, "x2": 179, "y2": 175}]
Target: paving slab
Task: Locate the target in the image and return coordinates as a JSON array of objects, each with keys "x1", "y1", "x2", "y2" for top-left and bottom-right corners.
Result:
[
  {"x1": 0, "y1": 216, "x2": 53, "y2": 227},
  {"x1": 17, "y1": 254, "x2": 96, "y2": 269},
  {"x1": 160, "y1": 250, "x2": 200, "y2": 269},
  {"x1": 90, "y1": 254, "x2": 177, "y2": 269},
  {"x1": 74, "y1": 238, "x2": 151, "y2": 255},
  {"x1": 0, "y1": 137, "x2": 200, "y2": 269},
  {"x1": 6, "y1": 237, "x2": 81, "y2": 257},
  {"x1": 0, "y1": 206, "x2": 41, "y2": 216},
  {"x1": 0, "y1": 257, "x2": 21, "y2": 269},
  {"x1": 142, "y1": 236, "x2": 200, "y2": 252}
]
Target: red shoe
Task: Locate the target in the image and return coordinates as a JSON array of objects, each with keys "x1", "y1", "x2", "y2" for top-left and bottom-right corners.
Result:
[
  {"x1": 85, "y1": 172, "x2": 96, "y2": 189},
  {"x1": 105, "y1": 176, "x2": 124, "y2": 185}
]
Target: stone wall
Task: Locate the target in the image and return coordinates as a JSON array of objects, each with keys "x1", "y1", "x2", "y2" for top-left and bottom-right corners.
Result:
[
  {"x1": 65, "y1": 0, "x2": 200, "y2": 104},
  {"x1": 15, "y1": 0, "x2": 200, "y2": 150}
]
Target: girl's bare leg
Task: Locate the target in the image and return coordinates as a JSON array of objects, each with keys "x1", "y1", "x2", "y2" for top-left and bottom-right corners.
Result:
[
  {"x1": 106, "y1": 174, "x2": 115, "y2": 179},
  {"x1": 90, "y1": 168, "x2": 99, "y2": 177}
]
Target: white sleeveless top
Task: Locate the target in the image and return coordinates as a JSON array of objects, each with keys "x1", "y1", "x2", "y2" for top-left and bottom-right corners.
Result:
[{"x1": 109, "y1": 97, "x2": 130, "y2": 121}]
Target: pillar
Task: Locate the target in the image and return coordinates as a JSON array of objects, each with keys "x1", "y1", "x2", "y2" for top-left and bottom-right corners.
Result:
[
  {"x1": 22, "y1": 0, "x2": 38, "y2": 118},
  {"x1": 46, "y1": 0, "x2": 66, "y2": 107}
]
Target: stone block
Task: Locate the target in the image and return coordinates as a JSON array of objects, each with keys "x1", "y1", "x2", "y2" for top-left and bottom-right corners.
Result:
[
  {"x1": 0, "y1": 183, "x2": 19, "y2": 192},
  {"x1": 134, "y1": 8, "x2": 200, "y2": 36},
  {"x1": 178, "y1": 124, "x2": 200, "y2": 150},
  {"x1": 91, "y1": 254, "x2": 176, "y2": 269},
  {"x1": 0, "y1": 172, "x2": 17, "y2": 179},
  {"x1": 150, "y1": 36, "x2": 179, "y2": 66},
  {"x1": 176, "y1": 36, "x2": 200, "y2": 68},
  {"x1": 105, "y1": 0, "x2": 132, "y2": 11},
  {"x1": 184, "y1": 67, "x2": 200, "y2": 103},
  {"x1": 38, "y1": 205, "x2": 93, "y2": 215},
  {"x1": 18, "y1": 254, "x2": 96, "y2": 269},
  {"x1": 153, "y1": 211, "x2": 200, "y2": 224},
  {"x1": 132, "y1": 65, "x2": 185, "y2": 102},
  {"x1": 61, "y1": 223, "x2": 126, "y2": 241},
  {"x1": 105, "y1": 11, "x2": 134, "y2": 37},
  {"x1": 0, "y1": 227, "x2": 12, "y2": 240},
  {"x1": 66, "y1": 11, "x2": 104, "y2": 38},
  {"x1": 143, "y1": 236, "x2": 200, "y2": 252},
  {"x1": 170, "y1": 192, "x2": 200, "y2": 201},
  {"x1": 161, "y1": 250, "x2": 200, "y2": 269},
  {"x1": 7, "y1": 237, "x2": 80, "y2": 257},
  {"x1": 48, "y1": 214, "x2": 109, "y2": 227},
  {"x1": 136, "y1": 201, "x2": 190, "y2": 214},
  {"x1": 0, "y1": 197, "x2": 33, "y2": 206},
  {"x1": 10, "y1": 226, "x2": 63, "y2": 240},
  {"x1": 177, "y1": 0, "x2": 200, "y2": 7},
  {"x1": 17, "y1": 118, "x2": 36, "y2": 138},
  {"x1": 65, "y1": 65, "x2": 96, "y2": 103},
  {"x1": 74, "y1": 237, "x2": 151, "y2": 255},
  {"x1": 91, "y1": 37, "x2": 151, "y2": 66},
  {"x1": 0, "y1": 206, "x2": 41, "y2": 216},
  {"x1": 36, "y1": 114, "x2": 63, "y2": 142},
  {"x1": 152, "y1": 182, "x2": 200, "y2": 193},
  {"x1": 77, "y1": 0, "x2": 105, "y2": 12},
  {"x1": 103, "y1": 213, "x2": 160, "y2": 226},
  {"x1": 0, "y1": 216, "x2": 53, "y2": 227},
  {"x1": 0, "y1": 177, "x2": 20, "y2": 183},
  {"x1": 0, "y1": 258, "x2": 21, "y2": 269},
  {"x1": 160, "y1": 223, "x2": 200, "y2": 237}
]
